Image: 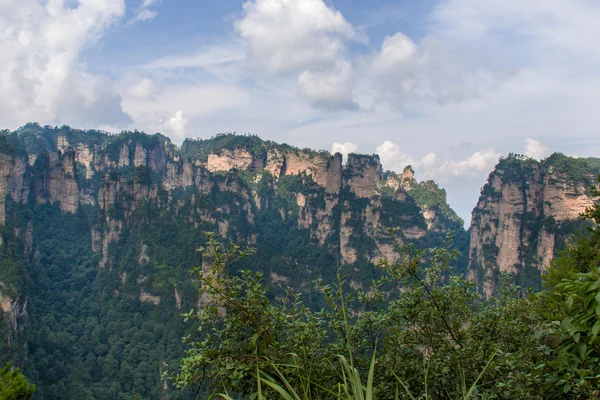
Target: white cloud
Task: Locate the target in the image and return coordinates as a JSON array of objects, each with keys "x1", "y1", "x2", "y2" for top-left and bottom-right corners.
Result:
[
  {"x1": 97, "y1": 124, "x2": 123, "y2": 134},
  {"x1": 161, "y1": 110, "x2": 188, "y2": 139},
  {"x1": 376, "y1": 141, "x2": 416, "y2": 172},
  {"x1": 371, "y1": 33, "x2": 418, "y2": 74},
  {"x1": 524, "y1": 138, "x2": 551, "y2": 160},
  {"x1": 298, "y1": 60, "x2": 358, "y2": 110},
  {"x1": 331, "y1": 141, "x2": 358, "y2": 161},
  {"x1": 124, "y1": 77, "x2": 161, "y2": 99},
  {"x1": 2, "y1": 0, "x2": 598, "y2": 222},
  {"x1": 432, "y1": 150, "x2": 501, "y2": 180},
  {"x1": 235, "y1": 0, "x2": 361, "y2": 74},
  {"x1": 0, "y1": 0, "x2": 129, "y2": 129},
  {"x1": 234, "y1": 0, "x2": 365, "y2": 110},
  {"x1": 129, "y1": 0, "x2": 159, "y2": 24},
  {"x1": 376, "y1": 140, "x2": 500, "y2": 183},
  {"x1": 143, "y1": 46, "x2": 245, "y2": 71},
  {"x1": 369, "y1": 32, "x2": 504, "y2": 107}
]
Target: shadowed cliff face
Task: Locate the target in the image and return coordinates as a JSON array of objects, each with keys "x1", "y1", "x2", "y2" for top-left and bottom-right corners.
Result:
[{"x1": 468, "y1": 153, "x2": 600, "y2": 296}]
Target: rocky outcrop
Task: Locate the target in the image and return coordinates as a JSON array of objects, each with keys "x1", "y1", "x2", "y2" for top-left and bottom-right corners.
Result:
[
  {"x1": 206, "y1": 148, "x2": 259, "y2": 172},
  {"x1": 468, "y1": 154, "x2": 600, "y2": 295},
  {"x1": 0, "y1": 290, "x2": 28, "y2": 344},
  {"x1": 7, "y1": 156, "x2": 29, "y2": 205},
  {"x1": 47, "y1": 152, "x2": 80, "y2": 213},
  {"x1": 140, "y1": 289, "x2": 160, "y2": 305},
  {"x1": 0, "y1": 153, "x2": 14, "y2": 225},
  {"x1": 344, "y1": 155, "x2": 382, "y2": 198}
]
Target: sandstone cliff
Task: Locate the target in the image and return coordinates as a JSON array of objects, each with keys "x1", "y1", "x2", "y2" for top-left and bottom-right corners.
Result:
[
  {"x1": 7, "y1": 125, "x2": 596, "y2": 305},
  {"x1": 468, "y1": 153, "x2": 600, "y2": 295},
  {"x1": 0, "y1": 125, "x2": 463, "y2": 297}
]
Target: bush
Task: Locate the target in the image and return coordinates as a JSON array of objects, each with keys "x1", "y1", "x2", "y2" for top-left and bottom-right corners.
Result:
[{"x1": 0, "y1": 363, "x2": 35, "y2": 400}]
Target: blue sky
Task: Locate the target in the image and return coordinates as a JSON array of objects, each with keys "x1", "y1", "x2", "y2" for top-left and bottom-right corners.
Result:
[{"x1": 2, "y1": 0, "x2": 600, "y2": 223}]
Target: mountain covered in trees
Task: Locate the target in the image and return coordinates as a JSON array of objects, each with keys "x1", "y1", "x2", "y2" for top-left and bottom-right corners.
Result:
[
  {"x1": 0, "y1": 123, "x2": 598, "y2": 398},
  {"x1": 0, "y1": 123, "x2": 465, "y2": 399}
]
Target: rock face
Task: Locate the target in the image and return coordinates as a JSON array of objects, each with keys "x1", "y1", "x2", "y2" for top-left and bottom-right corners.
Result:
[
  {"x1": 0, "y1": 292, "x2": 27, "y2": 341},
  {"x1": 344, "y1": 154, "x2": 382, "y2": 198},
  {"x1": 0, "y1": 153, "x2": 14, "y2": 225},
  {"x1": 0, "y1": 126, "x2": 462, "y2": 275},
  {"x1": 468, "y1": 154, "x2": 600, "y2": 296}
]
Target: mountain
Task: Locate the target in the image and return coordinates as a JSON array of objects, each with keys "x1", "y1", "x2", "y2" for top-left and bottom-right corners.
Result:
[
  {"x1": 467, "y1": 153, "x2": 600, "y2": 296},
  {"x1": 0, "y1": 123, "x2": 466, "y2": 399}
]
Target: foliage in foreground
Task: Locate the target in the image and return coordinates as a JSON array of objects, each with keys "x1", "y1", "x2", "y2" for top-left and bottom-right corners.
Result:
[
  {"x1": 171, "y1": 235, "x2": 538, "y2": 399},
  {"x1": 0, "y1": 363, "x2": 35, "y2": 400}
]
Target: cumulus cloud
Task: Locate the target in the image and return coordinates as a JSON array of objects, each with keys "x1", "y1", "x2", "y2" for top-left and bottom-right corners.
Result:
[
  {"x1": 433, "y1": 150, "x2": 501, "y2": 180},
  {"x1": 235, "y1": 0, "x2": 360, "y2": 74},
  {"x1": 331, "y1": 141, "x2": 358, "y2": 161},
  {"x1": 369, "y1": 32, "x2": 503, "y2": 107},
  {"x1": 161, "y1": 110, "x2": 189, "y2": 139},
  {"x1": 122, "y1": 77, "x2": 162, "y2": 99},
  {"x1": 298, "y1": 60, "x2": 358, "y2": 110},
  {"x1": 376, "y1": 141, "x2": 417, "y2": 172},
  {"x1": 524, "y1": 138, "x2": 551, "y2": 160},
  {"x1": 129, "y1": 0, "x2": 159, "y2": 24},
  {"x1": 234, "y1": 0, "x2": 364, "y2": 110},
  {"x1": 371, "y1": 33, "x2": 418, "y2": 74},
  {"x1": 0, "y1": 0, "x2": 130, "y2": 129},
  {"x1": 376, "y1": 140, "x2": 500, "y2": 183}
]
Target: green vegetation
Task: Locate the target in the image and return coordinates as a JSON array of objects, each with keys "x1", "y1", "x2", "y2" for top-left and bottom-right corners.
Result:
[
  {"x1": 180, "y1": 133, "x2": 266, "y2": 162},
  {"x1": 0, "y1": 131, "x2": 16, "y2": 155},
  {"x1": 100, "y1": 130, "x2": 173, "y2": 164},
  {"x1": 170, "y1": 234, "x2": 542, "y2": 398},
  {"x1": 0, "y1": 363, "x2": 35, "y2": 400},
  {"x1": 408, "y1": 180, "x2": 463, "y2": 225},
  {"x1": 380, "y1": 197, "x2": 427, "y2": 231},
  {"x1": 543, "y1": 153, "x2": 600, "y2": 186},
  {"x1": 180, "y1": 132, "x2": 332, "y2": 164},
  {"x1": 12, "y1": 123, "x2": 112, "y2": 155},
  {"x1": 496, "y1": 153, "x2": 540, "y2": 184},
  {"x1": 584, "y1": 157, "x2": 600, "y2": 171}
]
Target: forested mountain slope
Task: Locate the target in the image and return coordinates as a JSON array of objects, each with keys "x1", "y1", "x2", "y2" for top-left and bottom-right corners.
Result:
[{"x1": 0, "y1": 124, "x2": 465, "y2": 399}]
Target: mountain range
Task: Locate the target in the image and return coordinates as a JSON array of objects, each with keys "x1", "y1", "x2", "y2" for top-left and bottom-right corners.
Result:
[{"x1": 0, "y1": 123, "x2": 598, "y2": 399}]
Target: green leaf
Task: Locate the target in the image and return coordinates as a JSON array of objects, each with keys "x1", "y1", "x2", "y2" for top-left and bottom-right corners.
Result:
[
  {"x1": 565, "y1": 296, "x2": 575, "y2": 313},
  {"x1": 592, "y1": 321, "x2": 600, "y2": 336}
]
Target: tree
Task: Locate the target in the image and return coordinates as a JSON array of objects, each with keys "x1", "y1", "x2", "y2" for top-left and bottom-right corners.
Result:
[{"x1": 0, "y1": 363, "x2": 35, "y2": 400}]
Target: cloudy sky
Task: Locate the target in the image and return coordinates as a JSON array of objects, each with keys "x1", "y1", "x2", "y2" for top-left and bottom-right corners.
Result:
[{"x1": 2, "y1": 0, "x2": 600, "y2": 223}]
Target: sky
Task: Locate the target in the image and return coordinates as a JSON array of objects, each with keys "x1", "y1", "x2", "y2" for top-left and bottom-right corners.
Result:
[{"x1": 2, "y1": 0, "x2": 600, "y2": 224}]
